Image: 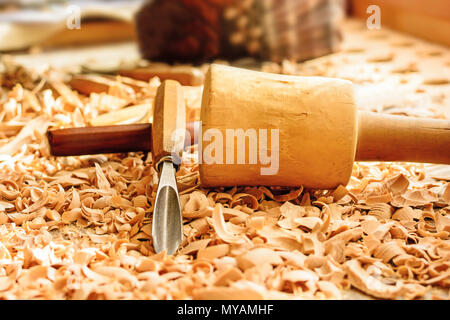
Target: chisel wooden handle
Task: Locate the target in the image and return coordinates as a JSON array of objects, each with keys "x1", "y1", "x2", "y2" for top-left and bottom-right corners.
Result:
[
  {"x1": 152, "y1": 80, "x2": 186, "y2": 168},
  {"x1": 47, "y1": 122, "x2": 199, "y2": 156},
  {"x1": 356, "y1": 111, "x2": 450, "y2": 164}
]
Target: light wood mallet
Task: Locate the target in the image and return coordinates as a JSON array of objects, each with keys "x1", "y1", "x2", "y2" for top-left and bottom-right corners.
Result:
[
  {"x1": 151, "y1": 80, "x2": 185, "y2": 255},
  {"x1": 199, "y1": 64, "x2": 450, "y2": 189}
]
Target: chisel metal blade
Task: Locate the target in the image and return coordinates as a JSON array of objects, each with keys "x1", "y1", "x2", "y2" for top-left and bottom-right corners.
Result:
[{"x1": 152, "y1": 160, "x2": 183, "y2": 255}]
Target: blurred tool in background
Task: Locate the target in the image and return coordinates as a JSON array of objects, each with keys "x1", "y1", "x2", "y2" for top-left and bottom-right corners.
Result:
[{"x1": 136, "y1": 0, "x2": 345, "y2": 63}]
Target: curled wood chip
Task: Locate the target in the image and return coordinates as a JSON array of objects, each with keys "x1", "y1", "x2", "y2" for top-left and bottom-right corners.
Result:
[
  {"x1": 324, "y1": 239, "x2": 346, "y2": 263},
  {"x1": 0, "y1": 277, "x2": 13, "y2": 292},
  {"x1": 346, "y1": 260, "x2": 406, "y2": 299},
  {"x1": 197, "y1": 244, "x2": 230, "y2": 261},
  {"x1": 260, "y1": 186, "x2": 304, "y2": 202},
  {"x1": 369, "y1": 203, "x2": 394, "y2": 220},
  {"x1": 326, "y1": 228, "x2": 363, "y2": 245},
  {"x1": 422, "y1": 78, "x2": 449, "y2": 85},
  {"x1": 280, "y1": 202, "x2": 305, "y2": 219},
  {"x1": 435, "y1": 212, "x2": 450, "y2": 233},
  {"x1": 392, "y1": 190, "x2": 438, "y2": 207},
  {"x1": 0, "y1": 242, "x2": 12, "y2": 259},
  {"x1": 425, "y1": 164, "x2": 450, "y2": 181},
  {"x1": 94, "y1": 163, "x2": 111, "y2": 190},
  {"x1": 0, "y1": 201, "x2": 14, "y2": 211},
  {"x1": 283, "y1": 269, "x2": 319, "y2": 283},
  {"x1": 292, "y1": 217, "x2": 323, "y2": 232},
  {"x1": 246, "y1": 215, "x2": 265, "y2": 230},
  {"x1": 331, "y1": 185, "x2": 349, "y2": 201},
  {"x1": 178, "y1": 239, "x2": 211, "y2": 256},
  {"x1": 49, "y1": 176, "x2": 87, "y2": 188},
  {"x1": 441, "y1": 184, "x2": 450, "y2": 204},
  {"x1": 361, "y1": 218, "x2": 381, "y2": 234},
  {"x1": 233, "y1": 194, "x2": 259, "y2": 210},
  {"x1": 192, "y1": 285, "x2": 264, "y2": 300},
  {"x1": 373, "y1": 241, "x2": 407, "y2": 263},
  {"x1": 391, "y1": 62, "x2": 418, "y2": 74},
  {"x1": 0, "y1": 213, "x2": 8, "y2": 224},
  {"x1": 182, "y1": 191, "x2": 212, "y2": 218},
  {"x1": 392, "y1": 207, "x2": 420, "y2": 221},
  {"x1": 367, "y1": 52, "x2": 394, "y2": 63},
  {"x1": 318, "y1": 281, "x2": 342, "y2": 299},
  {"x1": 236, "y1": 248, "x2": 282, "y2": 271},
  {"x1": 92, "y1": 266, "x2": 138, "y2": 287},
  {"x1": 366, "y1": 193, "x2": 393, "y2": 205},
  {"x1": 132, "y1": 195, "x2": 149, "y2": 208},
  {"x1": 385, "y1": 174, "x2": 409, "y2": 195},
  {"x1": 0, "y1": 116, "x2": 50, "y2": 156},
  {"x1": 208, "y1": 204, "x2": 248, "y2": 244},
  {"x1": 389, "y1": 223, "x2": 409, "y2": 240},
  {"x1": 90, "y1": 103, "x2": 149, "y2": 126},
  {"x1": 214, "y1": 267, "x2": 243, "y2": 287},
  {"x1": 0, "y1": 182, "x2": 19, "y2": 201},
  {"x1": 187, "y1": 217, "x2": 210, "y2": 236},
  {"x1": 266, "y1": 237, "x2": 302, "y2": 251}
]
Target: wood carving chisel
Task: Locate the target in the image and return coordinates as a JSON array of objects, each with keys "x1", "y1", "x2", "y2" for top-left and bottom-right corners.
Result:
[{"x1": 150, "y1": 80, "x2": 186, "y2": 255}]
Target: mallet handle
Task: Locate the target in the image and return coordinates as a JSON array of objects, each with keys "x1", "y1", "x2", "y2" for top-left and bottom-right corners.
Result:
[{"x1": 355, "y1": 111, "x2": 450, "y2": 164}]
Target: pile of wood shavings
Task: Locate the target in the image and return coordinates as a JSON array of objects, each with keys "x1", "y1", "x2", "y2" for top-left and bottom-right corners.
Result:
[{"x1": 1, "y1": 21, "x2": 450, "y2": 300}]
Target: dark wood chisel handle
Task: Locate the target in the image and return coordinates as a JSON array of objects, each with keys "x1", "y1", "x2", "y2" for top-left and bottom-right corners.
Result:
[{"x1": 47, "y1": 121, "x2": 199, "y2": 156}]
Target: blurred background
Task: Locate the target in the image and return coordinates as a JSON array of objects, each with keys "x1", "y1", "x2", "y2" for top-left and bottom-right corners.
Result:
[{"x1": 0, "y1": 0, "x2": 448, "y2": 69}]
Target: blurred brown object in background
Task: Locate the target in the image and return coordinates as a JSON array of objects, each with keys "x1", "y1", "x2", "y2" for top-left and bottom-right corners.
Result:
[
  {"x1": 136, "y1": 0, "x2": 230, "y2": 63},
  {"x1": 136, "y1": 0, "x2": 345, "y2": 63}
]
